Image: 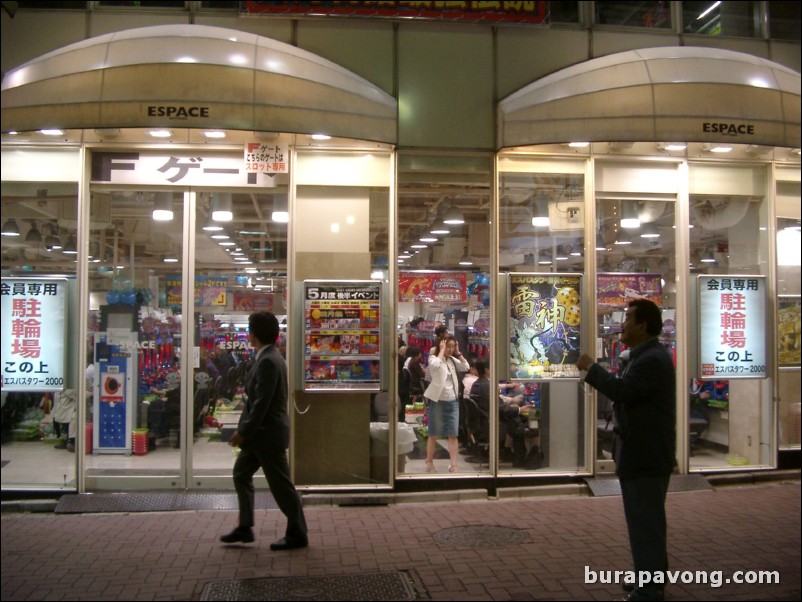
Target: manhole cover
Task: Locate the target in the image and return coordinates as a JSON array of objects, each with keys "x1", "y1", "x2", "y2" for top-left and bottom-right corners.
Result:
[
  {"x1": 200, "y1": 571, "x2": 415, "y2": 601},
  {"x1": 434, "y1": 525, "x2": 530, "y2": 548}
]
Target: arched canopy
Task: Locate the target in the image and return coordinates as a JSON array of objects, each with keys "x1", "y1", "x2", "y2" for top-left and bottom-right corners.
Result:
[
  {"x1": 1, "y1": 24, "x2": 397, "y2": 144},
  {"x1": 498, "y1": 47, "x2": 800, "y2": 149}
]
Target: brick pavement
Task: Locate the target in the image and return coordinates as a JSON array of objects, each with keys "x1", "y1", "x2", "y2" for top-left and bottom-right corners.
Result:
[{"x1": 1, "y1": 481, "x2": 800, "y2": 601}]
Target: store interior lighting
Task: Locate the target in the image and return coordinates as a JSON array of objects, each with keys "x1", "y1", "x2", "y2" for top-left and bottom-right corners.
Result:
[
  {"x1": 443, "y1": 205, "x2": 465, "y2": 225},
  {"x1": 531, "y1": 199, "x2": 550, "y2": 227},
  {"x1": 211, "y1": 192, "x2": 233, "y2": 222},
  {"x1": 700, "y1": 247, "x2": 717, "y2": 263},
  {"x1": 62, "y1": 235, "x2": 77, "y2": 255},
  {"x1": 2, "y1": 218, "x2": 20, "y2": 236},
  {"x1": 271, "y1": 194, "x2": 289, "y2": 223},
  {"x1": 620, "y1": 204, "x2": 641, "y2": 229},
  {"x1": 25, "y1": 222, "x2": 42, "y2": 243},
  {"x1": 152, "y1": 192, "x2": 174, "y2": 221},
  {"x1": 595, "y1": 231, "x2": 607, "y2": 251},
  {"x1": 202, "y1": 212, "x2": 224, "y2": 231},
  {"x1": 640, "y1": 223, "x2": 660, "y2": 238},
  {"x1": 613, "y1": 230, "x2": 632, "y2": 245}
]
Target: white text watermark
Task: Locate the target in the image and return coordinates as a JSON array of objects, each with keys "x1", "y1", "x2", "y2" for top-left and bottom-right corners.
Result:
[{"x1": 584, "y1": 566, "x2": 780, "y2": 589}]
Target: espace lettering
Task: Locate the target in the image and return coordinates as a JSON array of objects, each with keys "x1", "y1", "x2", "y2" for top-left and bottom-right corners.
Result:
[
  {"x1": 702, "y1": 122, "x2": 755, "y2": 136},
  {"x1": 147, "y1": 105, "x2": 210, "y2": 119}
]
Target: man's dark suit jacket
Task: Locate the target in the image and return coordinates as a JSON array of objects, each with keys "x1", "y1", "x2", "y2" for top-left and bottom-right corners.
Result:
[
  {"x1": 585, "y1": 337, "x2": 676, "y2": 479},
  {"x1": 238, "y1": 344, "x2": 290, "y2": 451}
]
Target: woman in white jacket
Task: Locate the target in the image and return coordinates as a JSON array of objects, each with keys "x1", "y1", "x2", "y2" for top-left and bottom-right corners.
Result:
[{"x1": 423, "y1": 334, "x2": 469, "y2": 473}]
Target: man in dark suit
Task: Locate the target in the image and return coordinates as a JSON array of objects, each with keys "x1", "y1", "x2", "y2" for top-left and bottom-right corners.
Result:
[
  {"x1": 220, "y1": 311, "x2": 308, "y2": 550},
  {"x1": 577, "y1": 299, "x2": 675, "y2": 601}
]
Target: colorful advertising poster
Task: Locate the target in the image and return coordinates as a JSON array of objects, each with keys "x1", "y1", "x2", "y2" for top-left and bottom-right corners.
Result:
[
  {"x1": 597, "y1": 273, "x2": 663, "y2": 309},
  {"x1": 698, "y1": 276, "x2": 767, "y2": 379},
  {"x1": 304, "y1": 281, "x2": 381, "y2": 391},
  {"x1": 165, "y1": 275, "x2": 229, "y2": 308},
  {"x1": 778, "y1": 295, "x2": 801, "y2": 368},
  {"x1": 398, "y1": 271, "x2": 467, "y2": 303},
  {"x1": 1, "y1": 278, "x2": 67, "y2": 392},
  {"x1": 509, "y1": 274, "x2": 581, "y2": 380},
  {"x1": 232, "y1": 291, "x2": 274, "y2": 312}
]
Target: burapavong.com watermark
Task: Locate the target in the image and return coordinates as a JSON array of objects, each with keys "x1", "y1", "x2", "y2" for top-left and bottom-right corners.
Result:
[{"x1": 585, "y1": 566, "x2": 780, "y2": 589}]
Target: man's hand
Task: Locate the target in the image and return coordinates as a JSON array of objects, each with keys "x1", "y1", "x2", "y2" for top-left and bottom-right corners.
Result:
[
  {"x1": 576, "y1": 353, "x2": 595, "y2": 372},
  {"x1": 229, "y1": 432, "x2": 244, "y2": 447}
]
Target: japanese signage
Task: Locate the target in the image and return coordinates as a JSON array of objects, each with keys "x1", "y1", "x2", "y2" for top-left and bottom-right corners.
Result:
[
  {"x1": 698, "y1": 276, "x2": 767, "y2": 379},
  {"x1": 778, "y1": 296, "x2": 801, "y2": 368},
  {"x1": 243, "y1": 1, "x2": 550, "y2": 23},
  {"x1": 245, "y1": 143, "x2": 289, "y2": 174},
  {"x1": 91, "y1": 150, "x2": 283, "y2": 187},
  {"x1": 399, "y1": 271, "x2": 467, "y2": 303},
  {"x1": 166, "y1": 275, "x2": 229, "y2": 308},
  {"x1": 597, "y1": 273, "x2": 663, "y2": 309},
  {"x1": 233, "y1": 291, "x2": 274, "y2": 312},
  {"x1": 303, "y1": 281, "x2": 381, "y2": 391},
  {"x1": 1, "y1": 278, "x2": 67, "y2": 392},
  {"x1": 509, "y1": 273, "x2": 581, "y2": 380}
]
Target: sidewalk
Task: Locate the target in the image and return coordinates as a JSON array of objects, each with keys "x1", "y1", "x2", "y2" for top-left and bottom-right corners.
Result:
[{"x1": 2, "y1": 480, "x2": 800, "y2": 601}]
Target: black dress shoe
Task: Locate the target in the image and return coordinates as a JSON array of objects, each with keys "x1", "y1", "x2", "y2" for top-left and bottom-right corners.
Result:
[
  {"x1": 219, "y1": 527, "x2": 254, "y2": 544},
  {"x1": 270, "y1": 536, "x2": 308, "y2": 551}
]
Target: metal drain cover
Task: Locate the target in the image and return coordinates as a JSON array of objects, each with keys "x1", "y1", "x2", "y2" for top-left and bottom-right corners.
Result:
[
  {"x1": 200, "y1": 571, "x2": 415, "y2": 601},
  {"x1": 434, "y1": 524, "x2": 530, "y2": 548}
]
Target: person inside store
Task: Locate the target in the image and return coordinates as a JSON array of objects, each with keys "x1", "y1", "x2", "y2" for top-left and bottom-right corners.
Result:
[
  {"x1": 220, "y1": 311, "x2": 308, "y2": 550},
  {"x1": 423, "y1": 333, "x2": 470, "y2": 473},
  {"x1": 428, "y1": 323, "x2": 449, "y2": 356},
  {"x1": 497, "y1": 381, "x2": 536, "y2": 467},
  {"x1": 576, "y1": 299, "x2": 675, "y2": 601},
  {"x1": 400, "y1": 345, "x2": 426, "y2": 411},
  {"x1": 466, "y1": 359, "x2": 491, "y2": 452}
]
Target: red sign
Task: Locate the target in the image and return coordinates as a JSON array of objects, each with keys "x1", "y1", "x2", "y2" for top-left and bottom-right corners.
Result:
[{"x1": 399, "y1": 272, "x2": 467, "y2": 303}]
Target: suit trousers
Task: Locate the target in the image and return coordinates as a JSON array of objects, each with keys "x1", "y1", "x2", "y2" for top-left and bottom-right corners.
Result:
[
  {"x1": 620, "y1": 474, "x2": 671, "y2": 599},
  {"x1": 233, "y1": 446, "x2": 308, "y2": 541}
]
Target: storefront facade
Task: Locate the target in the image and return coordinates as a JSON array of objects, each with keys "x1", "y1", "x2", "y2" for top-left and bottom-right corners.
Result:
[{"x1": 1, "y1": 4, "x2": 799, "y2": 494}]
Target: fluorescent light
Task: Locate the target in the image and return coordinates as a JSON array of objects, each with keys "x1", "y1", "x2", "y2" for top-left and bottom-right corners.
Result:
[
  {"x1": 204, "y1": 130, "x2": 226, "y2": 139},
  {"x1": 310, "y1": 133, "x2": 331, "y2": 140},
  {"x1": 152, "y1": 193, "x2": 174, "y2": 221},
  {"x1": 211, "y1": 193, "x2": 233, "y2": 222},
  {"x1": 148, "y1": 129, "x2": 172, "y2": 138},
  {"x1": 568, "y1": 141, "x2": 589, "y2": 148},
  {"x1": 271, "y1": 211, "x2": 289, "y2": 223},
  {"x1": 39, "y1": 129, "x2": 64, "y2": 136},
  {"x1": 697, "y1": 1, "x2": 721, "y2": 20}
]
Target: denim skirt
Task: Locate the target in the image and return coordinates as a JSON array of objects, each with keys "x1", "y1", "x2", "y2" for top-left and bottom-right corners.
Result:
[{"x1": 427, "y1": 398, "x2": 459, "y2": 437}]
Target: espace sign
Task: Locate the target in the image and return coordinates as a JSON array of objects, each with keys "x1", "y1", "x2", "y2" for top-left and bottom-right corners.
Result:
[
  {"x1": 147, "y1": 105, "x2": 210, "y2": 120},
  {"x1": 702, "y1": 121, "x2": 755, "y2": 137}
]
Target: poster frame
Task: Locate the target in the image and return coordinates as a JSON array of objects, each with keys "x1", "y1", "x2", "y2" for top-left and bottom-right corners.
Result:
[
  {"x1": 508, "y1": 272, "x2": 582, "y2": 382},
  {"x1": 302, "y1": 279, "x2": 382, "y2": 393},
  {"x1": 697, "y1": 274, "x2": 768, "y2": 380}
]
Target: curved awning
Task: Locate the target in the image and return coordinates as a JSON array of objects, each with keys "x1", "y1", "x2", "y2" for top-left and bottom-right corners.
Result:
[
  {"x1": 498, "y1": 47, "x2": 800, "y2": 150},
  {"x1": 1, "y1": 24, "x2": 397, "y2": 144}
]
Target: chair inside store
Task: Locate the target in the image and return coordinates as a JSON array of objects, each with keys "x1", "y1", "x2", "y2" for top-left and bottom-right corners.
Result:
[{"x1": 463, "y1": 397, "x2": 490, "y2": 465}]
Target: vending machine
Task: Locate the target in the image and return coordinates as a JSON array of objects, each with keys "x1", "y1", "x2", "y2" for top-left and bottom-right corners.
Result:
[{"x1": 93, "y1": 329, "x2": 137, "y2": 454}]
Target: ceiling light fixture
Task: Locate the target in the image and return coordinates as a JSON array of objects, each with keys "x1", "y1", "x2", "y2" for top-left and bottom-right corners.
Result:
[
  {"x1": 204, "y1": 130, "x2": 226, "y2": 139},
  {"x1": 152, "y1": 192, "x2": 174, "y2": 221},
  {"x1": 202, "y1": 213, "x2": 224, "y2": 232},
  {"x1": 39, "y1": 129, "x2": 64, "y2": 136},
  {"x1": 430, "y1": 223, "x2": 450, "y2": 235},
  {"x1": 640, "y1": 223, "x2": 661, "y2": 238},
  {"x1": 148, "y1": 129, "x2": 172, "y2": 138},
  {"x1": 620, "y1": 204, "x2": 641, "y2": 229},
  {"x1": 2, "y1": 218, "x2": 20, "y2": 237},
  {"x1": 211, "y1": 192, "x2": 233, "y2": 222},
  {"x1": 531, "y1": 199, "x2": 550, "y2": 228},
  {"x1": 443, "y1": 205, "x2": 465, "y2": 225},
  {"x1": 613, "y1": 230, "x2": 632, "y2": 245}
]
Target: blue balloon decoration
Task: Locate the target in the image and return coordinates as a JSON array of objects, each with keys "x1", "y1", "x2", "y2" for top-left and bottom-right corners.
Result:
[
  {"x1": 474, "y1": 273, "x2": 483, "y2": 283},
  {"x1": 481, "y1": 274, "x2": 490, "y2": 286},
  {"x1": 106, "y1": 291, "x2": 120, "y2": 305},
  {"x1": 467, "y1": 282, "x2": 476, "y2": 295},
  {"x1": 482, "y1": 294, "x2": 491, "y2": 307},
  {"x1": 121, "y1": 291, "x2": 137, "y2": 306}
]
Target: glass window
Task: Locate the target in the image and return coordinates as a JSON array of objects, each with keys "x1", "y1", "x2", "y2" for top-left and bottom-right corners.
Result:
[
  {"x1": 768, "y1": 1, "x2": 802, "y2": 40},
  {"x1": 397, "y1": 152, "x2": 493, "y2": 476},
  {"x1": 498, "y1": 157, "x2": 587, "y2": 474},
  {"x1": 688, "y1": 161, "x2": 772, "y2": 469},
  {"x1": 191, "y1": 190, "x2": 289, "y2": 486},
  {"x1": 85, "y1": 188, "x2": 185, "y2": 487},
  {"x1": 594, "y1": 160, "x2": 678, "y2": 472},
  {"x1": 549, "y1": 1, "x2": 581, "y2": 24},
  {"x1": 776, "y1": 168, "x2": 801, "y2": 450},
  {"x1": 595, "y1": 1, "x2": 671, "y2": 28},
  {"x1": 682, "y1": 1, "x2": 762, "y2": 37},
  {"x1": 2, "y1": 160, "x2": 80, "y2": 489}
]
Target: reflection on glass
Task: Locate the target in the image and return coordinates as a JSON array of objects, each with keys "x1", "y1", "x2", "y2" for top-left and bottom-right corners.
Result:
[
  {"x1": 1, "y1": 180, "x2": 79, "y2": 489},
  {"x1": 398, "y1": 153, "x2": 492, "y2": 475},
  {"x1": 192, "y1": 191, "x2": 289, "y2": 481},
  {"x1": 85, "y1": 190, "x2": 184, "y2": 483}
]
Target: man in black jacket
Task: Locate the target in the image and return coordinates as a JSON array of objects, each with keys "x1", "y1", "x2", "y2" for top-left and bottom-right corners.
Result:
[
  {"x1": 220, "y1": 311, "x2": 308, "y2": 550},
  {"x1": 577, "y1": 299, "x2": 675, "y2": 601}
]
